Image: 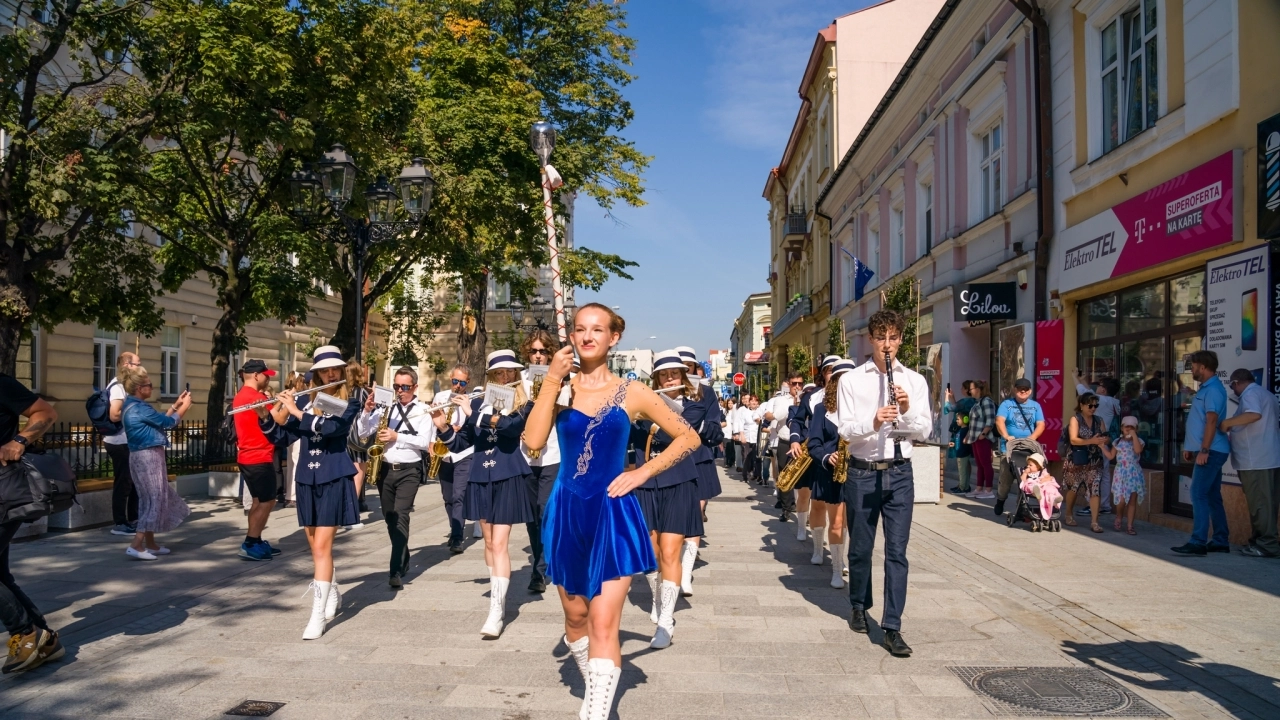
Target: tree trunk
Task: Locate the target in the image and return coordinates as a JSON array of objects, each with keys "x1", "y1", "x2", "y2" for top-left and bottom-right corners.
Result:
[
  {"x1": 0, "y1": 315, "x2": 23, "y2": 377},
  {"x1": 457, "y1": 272, "x2": 489, "y2": 380},
  {"x1": 0, "y1": 274, "x2": 37, "y2": 377},
  {"x1": 331, "y1": 282, "x2": 360, "y2": 360},
  {"x1": 206, "y1": 272, "x2": 248, "y2": 461}
]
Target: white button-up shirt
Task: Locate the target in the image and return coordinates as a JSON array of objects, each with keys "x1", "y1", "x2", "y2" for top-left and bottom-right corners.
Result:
[
  {"x1": 739, "y1": 406, "x2": 760, "y2": 443},
  {"x1": 431, "y1": 389, "x2": 475, "y2": 462},
  {"x1": 834, "y1": 359, "x2": 932, "y2": 461},
  {"x1": 521, "y1": 370, "x2": 560, "y2": 466},
  {"x1": 356, "y1": 401, "x2": 434, "y2": 464},
  {"x1": 1228, "y1": 382, "x2": 1280, "y2": 470},
  {"x1": 764, "y1": 392, "x2": 795, "y2": 446}
]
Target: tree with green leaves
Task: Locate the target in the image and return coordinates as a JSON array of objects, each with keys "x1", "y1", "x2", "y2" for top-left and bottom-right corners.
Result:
[
  {"x1": 827, "y1": 317, "x2": 848, "y2": 358},
  {"x1": 881, "y1": 276, "x2": 921, "y2": 370},
  {"x1": 1, "y1": 0, "x2": 177, "y2": 375}
]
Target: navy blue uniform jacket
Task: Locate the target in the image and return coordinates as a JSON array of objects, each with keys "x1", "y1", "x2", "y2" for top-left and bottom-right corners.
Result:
[
  {"x1": 438, "y1": 397, "x2": 531, "y2": 484},
  {"x1": 260, "y1": 397, "x2": 360, "y2": 486}
]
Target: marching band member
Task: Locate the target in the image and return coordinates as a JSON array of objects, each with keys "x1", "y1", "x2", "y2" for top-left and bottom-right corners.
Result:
[
  {"x1": 788, "y1": 357, "x2": 842, "y2": 554},
  {"x1": 431, "y1": 349, "x2": 534, "y2": 638},
  {"x1": 835, "y1": 310, "x2": 931, "y2": 657},
  {"x1": 633, "y1": 350, "x2": 706, "y2": 648},
  {"x1": 431, "y1": 363, "x2": 476, "y2": 555},
  {"x1": 256, "y1": 345, "x2": 359, "y2": 640},
  {"x1": 675, "y1": 347, "x2": 723, "y2": 596},
  {"x1": 523, "y1": 304, "x2": 698, "y2": 720},
  {"x1": 355, "y1": 366, "x2": 433, "y2": 589},
  {"x1": 519, "y1": 328, "x2": 561, "y2": 594},
  {"x1": 763, "y1": 379, "x2": 801, "y2": 515},
  {"x1": 806, "y1": 360, "x2": 856, "y2": 589}
]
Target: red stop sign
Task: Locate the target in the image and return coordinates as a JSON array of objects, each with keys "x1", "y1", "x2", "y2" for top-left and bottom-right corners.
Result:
[{"x1": 732, "y1": 372, "x2": 746, "y2": 387}]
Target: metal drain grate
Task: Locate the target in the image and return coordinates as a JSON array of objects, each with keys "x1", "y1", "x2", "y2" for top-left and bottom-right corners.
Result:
[
  {"x1": 949, "y1": 667, "x2": 1166, "y2": 717},
  {"x1": 225, "y1": 700, "x2": 286, "y2": 717}
]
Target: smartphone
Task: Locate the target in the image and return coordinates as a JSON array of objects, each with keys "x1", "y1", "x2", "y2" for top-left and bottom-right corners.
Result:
[
  {"x1": 185, "y1": 382, "x2": 190, "y2": 393},
  {"x1": 1242, "y1": 289, "x2": 1258, "y2": 352}
]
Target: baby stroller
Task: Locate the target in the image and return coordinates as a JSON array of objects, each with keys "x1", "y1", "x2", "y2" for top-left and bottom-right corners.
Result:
[{"x1": 1003, "y1": 437, "x2": 1062, "y2": 532}]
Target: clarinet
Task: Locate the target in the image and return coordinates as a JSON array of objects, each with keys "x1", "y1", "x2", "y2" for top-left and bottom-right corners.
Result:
[{"x1": 884, "y1": 350, "x2": 905, "y2": 464}]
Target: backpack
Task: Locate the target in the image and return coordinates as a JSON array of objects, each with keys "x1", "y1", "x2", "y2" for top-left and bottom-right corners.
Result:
[
  {"x1": 0, "y1": 451, "x2": 78, "y2": 523},
  {"x1": 86, "y1": 380, "x2": 123, "y2": 437},
  {"x1": 217, "y1": 411, "x2": 238, "y2": 447}
]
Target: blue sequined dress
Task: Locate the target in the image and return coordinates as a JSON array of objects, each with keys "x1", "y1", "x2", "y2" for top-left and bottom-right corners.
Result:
[{"x1": 542, "y1": 382, "x2": 656, "y2": 599}]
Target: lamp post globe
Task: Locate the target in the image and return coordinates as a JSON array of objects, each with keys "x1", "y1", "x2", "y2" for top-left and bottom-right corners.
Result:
[
  {"x1": 398, "y1": 157, "x2": 434, "y2": 221},
  {"x1": 289, "y1": 166, "x2": 323, "y2": 219},
  {"x1": 363, "y1": 176, "x2": 398, "y2": 224},
  {"x1": 530, "y1": 121, "x2": 556, "y2": 167},
  {"x1": 511, "y1": 300, "x2": 525, "y2": 326},
  {"x1": 318, "y1": 144, "x2": 357, "y2": 210}
]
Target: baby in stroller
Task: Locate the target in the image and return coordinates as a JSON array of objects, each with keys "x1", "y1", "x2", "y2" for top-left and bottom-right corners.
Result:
[{"x1": 1020, "y1": 453, "x2": 1062, "y2": 526}]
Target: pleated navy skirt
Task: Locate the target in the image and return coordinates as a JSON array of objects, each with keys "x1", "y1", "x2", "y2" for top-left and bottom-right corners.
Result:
[
  {"x1": 296, "y1": 476, "x2": 360, "y2": 528},
  {"x1": 635, "y1": 481, "x2": 704, "y2": 537},
  {"x1": 695, "y1": 460, "x2": 721, "y2": 500},
  {"x1": 465, "y1": 474, "x2": 536, "y2": 525},
  {"x1": 810, "y1": 468, "x2": 844, "y2": 504}
]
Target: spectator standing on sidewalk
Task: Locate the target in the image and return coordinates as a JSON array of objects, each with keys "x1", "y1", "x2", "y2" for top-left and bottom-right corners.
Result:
[
  {"x1": 119, "y1": 365, "x2": 192, "y2": 560},
  {"x1": 1076, "y1": 372, "x2": 1120, "y2": 515},
  {"x1": 994, "y1": 378, "x2": 1045, "y2": 516},
  {"x1": 966, "y1": 381, "x2": 997, "y2": 498},
  {"x1": 232, "y1": 359, "x2": 284, "y2": 561},
  {"x1": 1220, "y1": 369, "x2": 1280, "y2": 558},
  {"x1": 1172, "y1": 350, "x2": 1231, "y2": 556},
  {"x1": 1062, "y1": 393, "x2": 1108, "y2": 533},
  {"x1": 944, "y1": 381, "x2": 976, "y2": 494},
  {"x1": 105, "y1": 351, "x2": 141, "y2": 537},
  {"x1": 0, "y1": 372, "x2": 64, "y2": 674}
]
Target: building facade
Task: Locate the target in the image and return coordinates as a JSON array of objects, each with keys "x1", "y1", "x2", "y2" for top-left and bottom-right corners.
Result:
[
  {"x1": 764, "y1": 0, "x2": 946, "y2": 378},
  {"x1": 730, "y1": 291, "x2": 773, "y2": 397}
]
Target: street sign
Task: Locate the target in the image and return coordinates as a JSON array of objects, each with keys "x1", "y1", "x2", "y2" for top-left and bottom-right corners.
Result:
[
  {"x1": 732, "y1": 372, "x2": 745, "y2": 387},
  {"x1": 625, "y1": 372, "x2": 638, "y2": 381}
]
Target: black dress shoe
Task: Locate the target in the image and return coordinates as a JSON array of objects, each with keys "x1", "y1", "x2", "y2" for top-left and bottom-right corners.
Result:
[
  {"x1": 528, "y1": 576, "x2": 547, "y2": 594},
  {"x1": 881, "y1": 629, "x2": 912, "y2": 656},
  {"x1": 779, "y1": 510, "x2": 792, "y2": 522},
  {"x1": 1171, "y1": 543, "x2": 1208, "y2": 556},
  {"x1": 448, "y1": 539, "x2": 464, "y2": 555},
  {"x1": 848, "y1": 608, "x2": 868, "y2": 634},
  {"x1": 993, "y1": 498, "x2": 1006, "y2": 516},
  {"x1": 1207, "y1": 542, "x2": 1231, "y2": 553},
  {"x1": 389, "y1": 573, "x2": 403, "y2": 589}
]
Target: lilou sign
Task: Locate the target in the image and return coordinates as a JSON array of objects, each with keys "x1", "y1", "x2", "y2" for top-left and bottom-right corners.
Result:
[{"x1": 953, "y1": 283, "x2": 1018, "y2": 322}]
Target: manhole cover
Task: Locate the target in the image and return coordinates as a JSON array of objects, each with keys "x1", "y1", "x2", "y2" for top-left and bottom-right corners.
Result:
[
  {"x1": 225, "y1": 700, "x2": 286, "y2": 717},
  {"x1": 949, "y1": 667, "x2": 1166, "y2": 717}
]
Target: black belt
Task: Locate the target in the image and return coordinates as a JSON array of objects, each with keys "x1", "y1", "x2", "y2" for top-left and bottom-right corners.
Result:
[
  {"x1": 849, "y1": 457, "x2": 909, "y2": 471},
  {"x1": 385, "y1": 462, "x2": 422, "y2": 472}
]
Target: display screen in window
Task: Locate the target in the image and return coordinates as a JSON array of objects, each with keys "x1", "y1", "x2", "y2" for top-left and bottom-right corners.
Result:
[{"x1": 1119, "y1": 283, "x2": 1166, "y2": 334}]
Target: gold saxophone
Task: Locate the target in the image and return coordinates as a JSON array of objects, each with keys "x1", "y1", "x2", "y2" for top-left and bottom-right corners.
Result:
[
  {"x1": 832, "y1": 437, "x2": 849, "y2": 484},
  {"x1": 427, "y1": 405, "x2": 454, "y2": 479},
  {"x1": 776, "y1": 444, "x2": 811, "y2": 492},
  {"x1": 366, "y1": 407, "x2": 391, "y2": 486}
]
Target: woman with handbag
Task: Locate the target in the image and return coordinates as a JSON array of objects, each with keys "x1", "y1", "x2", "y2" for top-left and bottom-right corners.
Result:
[{"x1": 1062, "y1": 392, "x2": 1109, "y2": 532}]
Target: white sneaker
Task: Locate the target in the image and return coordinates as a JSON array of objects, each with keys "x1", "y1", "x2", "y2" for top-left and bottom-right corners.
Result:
[
  {"x1": 481, "y1": 576, "x2": 508, "y2": 638},
  {"x1": 126, "y1": 547, "x2": 157, "y2": 561},
  {"x1": 146, "y1": 546, "x2": 170, "y2": 556}
]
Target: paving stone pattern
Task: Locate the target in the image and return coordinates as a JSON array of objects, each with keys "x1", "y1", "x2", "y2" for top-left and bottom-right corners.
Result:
[{"x1": 0, "y1": 468, "x2": 1276, "y2": 719}]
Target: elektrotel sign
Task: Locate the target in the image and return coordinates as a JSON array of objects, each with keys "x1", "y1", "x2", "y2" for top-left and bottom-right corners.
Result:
[{"x1": 1057, "y1": 151, "x2": 1241, "y2": 293}]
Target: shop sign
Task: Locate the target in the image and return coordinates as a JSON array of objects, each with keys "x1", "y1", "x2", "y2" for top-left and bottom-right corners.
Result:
[
  {"x1": 1034, "y1": 320, "x2": 1064, "y2": 461},
  {"x1": 953, "y1": 283, "x2": 1017, "y2": 322},
  {"x1": 743, "y1": 351, "x2": 769, "y2": 364},
  {"x1": 1260, "y1": 113, "x2": 1280, "y2": 240},
  {"x1": 1271, "y1": 244, "x2": 1280, "y2": 407},
  {"x1": 1205, "y1": 245, "x2": 1270, "y2": 375},
  {"x1": 1057, "y1": 151, "x2": 1240, "y2": 293}
]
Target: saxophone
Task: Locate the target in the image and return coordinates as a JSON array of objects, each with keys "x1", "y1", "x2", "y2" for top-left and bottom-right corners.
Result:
[
  {"x1": 832, "y1": 437, "x2": 849, "y2": 484},
  {"x1": 776, "y1": 444, "x2": 811, "y2": 492},
  {"x1": 366, "y1": 407, "x2": 391, "y2": 486},
  {"x1": 427, "y1": 405, "x2": 454, "y2": 479}
]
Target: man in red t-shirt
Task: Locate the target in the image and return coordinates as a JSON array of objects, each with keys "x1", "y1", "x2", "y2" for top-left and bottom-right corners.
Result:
[{"x1": 233, "y1": 359, "x2": 281, "y2": 561}]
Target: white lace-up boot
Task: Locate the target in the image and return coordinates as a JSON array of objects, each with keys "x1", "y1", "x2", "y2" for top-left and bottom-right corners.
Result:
[
  {"x1": 480, "y1": 575, "x2": 508, "y2": 638},
  {"x1": 325, "y1": 567, "x2": 341, "y2": 621},
  {"x1": 584, "y1": 658, "x2": 622, "y2": 720},
  {"x1": 650, "y1": 580, "x2": 680, "y2": 649},
  {"x1": 795, "y1": 511, "x2": 808, "y2": 541},
  {"x1": 565, "y1": 634, "x2": 591, "y2": 720},
  {"x1": 473, "y1": 522, "x2": 484, "y2": 538},
  {"x1": 679, "y1": 541, "x2": 697, "y2": 596},
  {"x1": 810, "y1": 526, "x2": 826, "y2": 565},
  {"x1": 646, "y1": 572, "x2": 660, "y2": 624},
  {"x1": 302, "y1": 581, "x2": 331, "y2": 640},
  {"x1": 830, "y1": 542, "x2": 845, "y2": 588}
]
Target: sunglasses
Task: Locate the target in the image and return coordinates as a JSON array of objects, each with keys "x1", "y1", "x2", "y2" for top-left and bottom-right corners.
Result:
[
  {"x1": 450, "y1": 378, "x2": 468, "y2": 387},
  {"x1": 529, "y1": 347, "x2": 550, "y2": 356},
  {"x1": 1086, "y1": 403, "x2": 1099, "y2": 408},
  {"x1": 789, "y1": 381, "x2": 803, "y2": 386},
  {"x1": 393, "y1": 384, "x2": 414, "y2": 392}
]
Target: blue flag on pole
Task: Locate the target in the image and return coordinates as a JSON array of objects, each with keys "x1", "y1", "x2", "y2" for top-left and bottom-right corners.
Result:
[{"x1": 853, "y1": 257, "x2": 875, "y2": 301}]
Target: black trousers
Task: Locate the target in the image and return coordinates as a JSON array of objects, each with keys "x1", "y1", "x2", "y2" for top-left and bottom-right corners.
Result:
[
  {"x1": 843, "y1": 463, "x2": 914, "y2": 631},
  {"x1": 777, "y1": 452, "x2": 796, "y2": 512},
  {"x1": 380, "y1": 463, "x2": 423, "y2": 577},
  {"x1": 723, "y1": 441, "x2": 736, "y2": 468},
  {"x1": 105, "y1": 442, "x2": 137, "y2": 526},
  {"x1": 743, "y1": 444, "x2": 760, "y2": 480},
  {"x1": 524, "y1": 463, "x2": 559, "y2": 585},
  {"x1": 439, "y1": 456, "x2": 472, "y2": 544},
  {"x1": 0, "y1": 521, "x2": 47, "y2": 635}
]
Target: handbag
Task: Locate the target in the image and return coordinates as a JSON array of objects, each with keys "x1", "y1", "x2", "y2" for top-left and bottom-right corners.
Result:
[
  {"x1": 1, "y1": 451, "x2": 78, "y2": 524},
  {"x1": 1067, "y1": 413, "x2": 1102, "y2": 465}
]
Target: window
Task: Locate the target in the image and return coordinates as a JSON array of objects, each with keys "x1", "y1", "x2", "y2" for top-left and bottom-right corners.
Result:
[
  {"x1": 280, "y1": 342, "x2": 296, "y2": 380},
  {"x1": 840, "y1": 245, "x2": 855, "y2": 307},
  {"x1": 93, "y1": 328, "x2": 120, "y2": 390},
  {"x1": 868, "y1": 225, "x2": 881, "y2": 287},
  {"x1": 1101, "y1": 1, "x2": 1158, "y2": 154},
  {"x1": 119, "y1": 210, "x2": 135, "y2": 238},
  {"x1": 920, "y1": 182, "x2": 934, "y2": 254},
  {"x1": 159, "y1": 326, "x2": 181, "y2": 397},
  {"x1": 979, "y1": 124, "x2": 1003, "y2": 218},
  {"x1": 890, "y1": 207, "x2": 905, "y2": 275},
  {"x1": 16, "y1": 326, "x2": 38, "y2": 391}
]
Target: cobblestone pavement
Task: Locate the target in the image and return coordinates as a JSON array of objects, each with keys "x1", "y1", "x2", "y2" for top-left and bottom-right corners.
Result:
[{"x1": 1, "y1": 467, "x2": 1277, "y2": 719}]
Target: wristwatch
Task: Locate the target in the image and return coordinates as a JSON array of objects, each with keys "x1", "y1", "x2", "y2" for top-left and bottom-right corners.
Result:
[{"x1": 13, "y1": 435, "x2": 28, "y2": 447}]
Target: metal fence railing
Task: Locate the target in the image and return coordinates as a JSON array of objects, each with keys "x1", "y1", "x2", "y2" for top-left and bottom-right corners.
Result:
[{"x1": 28, "y1": 421, "x2": 237, "y2": 482}]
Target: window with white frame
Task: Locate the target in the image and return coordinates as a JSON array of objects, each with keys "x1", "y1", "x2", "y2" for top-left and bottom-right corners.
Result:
[
  {"x1": 1101, "y1": 1, "x2": 1158, "y2": 154},
  {"x1": 93, "y1": 327, "x2": 119, "y2": 390},
  {"x1": 919, "y1": 182, "x2": 933, "y2": 254},
  {"x1": 868, "y1": 224, "x2": 881, "y2": 287},
  {"x1": 280, "y1": 342, "x2": 296, "y2": 380},
  {"x1": 890, "y1": 207, "x2": 905, "y2": 275},
  {"x1": 840, "y1": 244, "x2": 854, "y2": 307},
  {"x1": 979, "y1": 124, "x2": 1003, "y2": 219},
  {"x1": 16, "y1": 326, "x2": 39, "y2": 391},
  {"x1": 159, "y1": 326, "x2": 181, "y2": 397}
]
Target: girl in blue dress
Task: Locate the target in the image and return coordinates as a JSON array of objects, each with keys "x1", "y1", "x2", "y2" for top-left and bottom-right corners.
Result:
[{"x1": 520, "y1": 304, "x2": 700, "y2": 720}]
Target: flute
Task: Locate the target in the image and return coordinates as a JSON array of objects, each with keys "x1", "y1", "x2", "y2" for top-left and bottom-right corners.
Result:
[{"x1": 227, "y1": 379, "x2": 346, "y2": 414}]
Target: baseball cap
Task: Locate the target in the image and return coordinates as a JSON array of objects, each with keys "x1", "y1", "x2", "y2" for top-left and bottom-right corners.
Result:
[
  {"x1": 1013, "y1": 378, "x2": 1032, "y2": 390},
  {"x1": 241, "y1": 359, "x2": 276, "y2": 376}
]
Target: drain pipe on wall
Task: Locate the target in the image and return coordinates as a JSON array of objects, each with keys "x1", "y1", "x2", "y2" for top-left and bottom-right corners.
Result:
[{"x1": 1009, "y1": 0, "x2": 1054, "y2": 322}]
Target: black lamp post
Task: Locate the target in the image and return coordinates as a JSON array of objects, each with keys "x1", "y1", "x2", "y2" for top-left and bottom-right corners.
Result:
[{"x1": 290, "y1": 146, "x2": 434, "y2": 363}]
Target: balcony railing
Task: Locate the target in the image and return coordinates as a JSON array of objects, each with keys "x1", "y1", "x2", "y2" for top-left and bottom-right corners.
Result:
[
  {"x1": 28, "y1": 421, "x2": 237, "y2": 482},
  {"x1": 784, "y1": 213, "x2": 808, "y2": 237},
  {"x1": 772, "y1": 296, "x2": 811, "y2": 339}
]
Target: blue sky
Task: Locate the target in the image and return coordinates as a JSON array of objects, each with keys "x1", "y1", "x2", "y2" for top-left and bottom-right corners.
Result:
[{"x1": 574, "y1": 0, "x2": 876, "y2": 360}]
